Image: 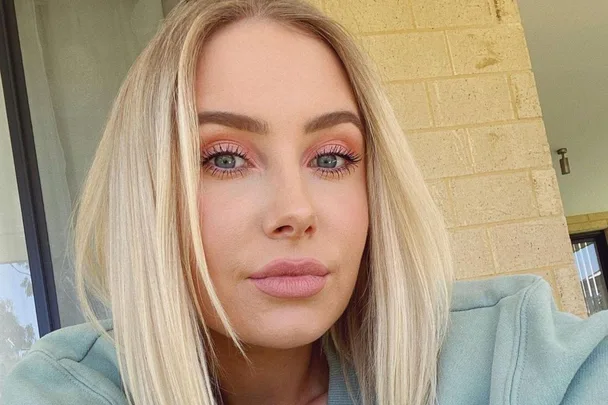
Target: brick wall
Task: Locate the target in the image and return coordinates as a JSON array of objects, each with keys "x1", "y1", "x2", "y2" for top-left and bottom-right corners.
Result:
[
  {"x1": 309, "y1": 0, "x2": 587, "y2": 317},
  {"x1": 568, "y1": 212, "x2": 608, "y2": 235}
]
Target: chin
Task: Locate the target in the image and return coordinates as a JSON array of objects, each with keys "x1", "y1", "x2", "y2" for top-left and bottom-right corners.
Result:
[
  {"x1": 243, "y1": 327, "x2": 328, "y2": 350},
  {"x1": 238, "y1": 307, "x2": 338, "y2": 349}
]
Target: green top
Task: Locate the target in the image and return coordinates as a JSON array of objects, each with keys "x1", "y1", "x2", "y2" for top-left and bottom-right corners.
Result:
[{"x1": 2, "y1": 274, "x2": 608, "y2": 404}]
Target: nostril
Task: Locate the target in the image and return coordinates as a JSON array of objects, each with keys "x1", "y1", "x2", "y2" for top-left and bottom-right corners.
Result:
[{"x1": 277, "y1": 225, "x2": 292, "y2": 233}]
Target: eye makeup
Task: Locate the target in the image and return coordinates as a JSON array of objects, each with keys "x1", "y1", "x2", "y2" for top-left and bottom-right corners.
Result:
[{"x1": 200, "y1": 142, "x2": 362, "y2": 180}]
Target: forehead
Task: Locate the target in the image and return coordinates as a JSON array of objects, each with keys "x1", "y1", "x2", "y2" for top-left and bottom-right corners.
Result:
[{"x1": 194, "y1": 18, "x2": 359, "y2": 120}]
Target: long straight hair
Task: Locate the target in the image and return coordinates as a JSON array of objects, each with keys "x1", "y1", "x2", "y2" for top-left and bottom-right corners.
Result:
[{"x1": 72, "y1": 1, "x2": 454, "y2": 404}]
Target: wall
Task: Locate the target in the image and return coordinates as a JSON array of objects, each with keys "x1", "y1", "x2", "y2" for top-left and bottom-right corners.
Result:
[
  {"x1": 310, "y1": 0, "x2": 586, "y2": 317},
  {"x1": 567, "y1": 212, "x2": 608, "y2": 235},
  {"x1": 517, "y1": 2, "x2": 608, "y2": 217}
]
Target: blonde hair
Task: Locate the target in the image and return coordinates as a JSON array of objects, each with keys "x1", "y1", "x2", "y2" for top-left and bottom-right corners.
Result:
[{"x1": 72, "y1": 1, "x2": 454, "y2": 404}]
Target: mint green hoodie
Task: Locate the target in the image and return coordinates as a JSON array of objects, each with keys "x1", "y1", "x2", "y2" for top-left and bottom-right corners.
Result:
[{"x1": 2, "y1": 274, "x2": 608, "y2": 405}]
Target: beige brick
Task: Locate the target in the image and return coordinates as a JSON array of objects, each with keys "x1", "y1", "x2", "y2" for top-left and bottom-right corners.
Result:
[
  {"x1": 411, "y1": 0, "x2": 494, "y2": 28},
  {"x1": 587, "y1": 211, "x2": 608, "y2": 221},
  {"x1": 359, "y1": 33, "x2": 451, "y2": 81},
  {"x1": 451, "y1": 172, "x2": 537, "y2": 226},
  {"x1": 408, "y1": 130, "x2": 473, "y2": 179},
  {"x1": 304, "y1": 0, "x2": 324, "y2": 10},
  {"x1": 428, "y1": 75, "x2": 514, "y2": 126},
  {"x1": 491, "y1": 0, "x2": 521, "y2": 24},
  {"x1": 449, "y1": 228, "x2": 495, "y2": 279},
  {"x1": 567, "y1": 214, "x2": 589, "y2": 225},
  {"x1": 532, "y1": 169, "x2": 564, "y2": 216},
  {"x1": 447, "y1": 26, "x2": 531, "y2": 74},
  {"x1": 468, "y1": 121, "x2": 552, "y2": 172},
  {"x1": 510, "y1": 71, "x2": 543, "y2": 118},
  {"x1": 385, "y1": 82, "x2": 432, "y2": 130},
  {"x1": 427, "y1": 180, "x2": 455, "y2": 228},
  {"x1": 325, "y1": 0, "x2": 413, "y2": 33},
  {"x1": 488, "y1": 217, "x2": 574, "y2": 273},
  {"x1": 527, "y1": 269, "x2": 554, "y2": 287},
  {"x1": 568, "y1": 220, "x2": 608, "y2": 234},
  {"x1": 554, "y1": 266, "x2": 588, "y2": 317}
]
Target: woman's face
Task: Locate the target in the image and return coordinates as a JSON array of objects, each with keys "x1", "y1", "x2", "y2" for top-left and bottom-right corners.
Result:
[{"x1": 195, "y1": 18, "x2": 369, "y2": 349}]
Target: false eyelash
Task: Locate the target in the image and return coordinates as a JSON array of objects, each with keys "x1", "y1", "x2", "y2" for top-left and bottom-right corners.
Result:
[
  {"x1": 200, "y1": 143, "x2": 249, "y2": 164},
  {"x1": 310, "y1": 145, "x2": 362, "y2": 180},
  {"x1": 200, "y1": 143, "x2": 250, "y2": 180},
  {"x1": 314, "y1": 144, "x2": 362, "y2": 164},
  {"x1": 200, "y1": 143, "x2": 363, "y2": 180}
]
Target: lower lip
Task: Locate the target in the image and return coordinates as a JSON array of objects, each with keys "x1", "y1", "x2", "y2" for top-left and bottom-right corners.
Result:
[{"x1": 250, "y1": 275, "x2": 327, "y2": 298}]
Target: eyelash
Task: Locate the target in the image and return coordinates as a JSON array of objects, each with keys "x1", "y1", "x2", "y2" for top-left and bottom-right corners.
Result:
[{"x1": 200, "y1": 143, "x2": 362, "y2": 180}]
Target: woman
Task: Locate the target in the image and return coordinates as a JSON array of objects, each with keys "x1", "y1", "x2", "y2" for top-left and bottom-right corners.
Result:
[{"x1": 3, "y1": 1, "x2": 608, "y2": 405}]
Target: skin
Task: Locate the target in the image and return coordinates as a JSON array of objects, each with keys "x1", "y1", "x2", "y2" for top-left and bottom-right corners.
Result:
[{"x1": 194, "y1": 18, "x2": 369, "y2": 405}]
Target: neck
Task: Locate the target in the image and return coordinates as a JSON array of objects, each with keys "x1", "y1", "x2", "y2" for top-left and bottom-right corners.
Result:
[{"x1": 209, "y1": 332, "x2": 329, "y2": 405}]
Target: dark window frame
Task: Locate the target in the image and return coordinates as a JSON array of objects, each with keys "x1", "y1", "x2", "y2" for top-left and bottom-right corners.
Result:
[
  {"x1": 0, "y1": 0, "x2": 60, "y2": 335},
  {"x1": 570, "y1": 229, "x2": 608, "y2": 305}
]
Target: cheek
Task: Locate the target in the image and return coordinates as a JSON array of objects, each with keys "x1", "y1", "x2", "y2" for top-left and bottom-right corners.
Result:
[
  {"x1": 197, "y1": 183, "x2": 256, "y2": 264},
  {"x1": 320, "y1": 175, "x2": 369, "y2": 293},
  {"x1": 323, "y1": 175, "x2": 369, "y2": 245},
  {"x1": 199, "y1": 196, "x2": 227, "y2": 273},
  {"x1": 195, "y1": 187, "x2": 254, "y2": 334}
]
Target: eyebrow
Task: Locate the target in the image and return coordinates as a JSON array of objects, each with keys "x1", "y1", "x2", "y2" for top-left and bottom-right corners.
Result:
[{"x1": 197, "y1": 110, "x2": 364, "y2": 135}]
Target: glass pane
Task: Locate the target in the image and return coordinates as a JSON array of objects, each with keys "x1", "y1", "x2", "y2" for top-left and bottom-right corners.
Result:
[
  {"x1": 0, "y1": 75, "x2": 39, "y2": 398},
  {"x1": 572, "y1": 241, "x2": 608, "y2": 315},
  {"x1": 14, "y1": 0, "x2": 170, "y2": 327}
]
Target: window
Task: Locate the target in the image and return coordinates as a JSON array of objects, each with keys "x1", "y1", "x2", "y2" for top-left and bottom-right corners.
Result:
[{"x1": 571, "y1": 231, "x2": 608, "y2": 315}]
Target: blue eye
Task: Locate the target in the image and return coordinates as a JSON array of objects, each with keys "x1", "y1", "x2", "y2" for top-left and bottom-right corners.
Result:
[
  {"x1": 212, "y1": 154, "x2": 246, "y2": 170},
  {"x1": 310, "y1": 145, "x2": 362, "y2": 179},
  {"x1": 201, "y1": 143, "x2": 362, "y2": 180},
  {"x1": 316, "y1": 154, "x2": 340, "y2": 168},
  {"x1": 200, "y1": 143, "x2": 249, "y2": 179}
]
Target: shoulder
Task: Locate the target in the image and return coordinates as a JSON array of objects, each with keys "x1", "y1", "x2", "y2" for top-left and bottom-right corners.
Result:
[
  {"x1": 450, "y1": 272, "x2": 546, "y2": 311},
  {"x1": 440, "y1": 274, "x2": 608, "y2": 405},
  {"x1": 1, "y1": 318, "x2": 126, "y2": 405}
]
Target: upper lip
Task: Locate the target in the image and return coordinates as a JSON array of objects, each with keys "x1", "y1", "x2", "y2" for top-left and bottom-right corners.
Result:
[{"x1": 250, "y1": 257, "x2": 329, "y2": 279}]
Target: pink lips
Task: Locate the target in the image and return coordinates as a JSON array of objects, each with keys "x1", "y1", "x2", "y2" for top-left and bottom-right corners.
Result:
[{"x1": 249, "y1": 258, "x2": 329, "y2": 298}]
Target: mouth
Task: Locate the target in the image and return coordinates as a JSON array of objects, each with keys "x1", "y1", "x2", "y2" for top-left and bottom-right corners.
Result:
[{"x1": 249, "y1": 257, "x2": 329, "y2": 299}]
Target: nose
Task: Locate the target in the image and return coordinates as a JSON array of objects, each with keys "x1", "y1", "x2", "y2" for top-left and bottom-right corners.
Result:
[{"x1": 262, "y1": 169, "x2": 317, "y2": 241}]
